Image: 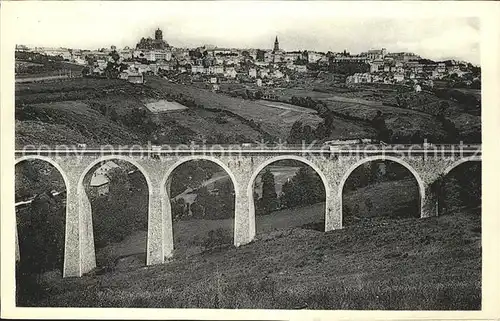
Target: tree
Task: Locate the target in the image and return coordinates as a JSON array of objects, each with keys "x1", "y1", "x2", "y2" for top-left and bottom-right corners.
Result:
[
  {"x1": 365, "y1": 198, "x2": 373, "y2": 215},
  {"x1": 16, "y1": 190, "x2": 66, "y2": 304},
  {"x1": 82, "y1": 66, "x2": 91, "y2": 77},
  {"x1": 315, "y1": 122, "x2": 329, "y2": 139},
  {"x1": 109, "y1": 107, "x2": 119, "y2": 122},
  {"x1": 279, "y1": 166, "x2": 325, "y2": 209},
  {"x1": 287, "y1": 120, "x2": 303, "y2": 143},
  {"x1": 371, "y1": 110, "x2": 391, "y2": 142},
  {"x1": 259, "y1": 169, "x2": 278, "y2": 214}
]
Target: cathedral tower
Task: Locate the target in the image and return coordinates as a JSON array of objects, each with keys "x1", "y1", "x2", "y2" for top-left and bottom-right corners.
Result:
[{"x1": 155, "y1": 28, "x2": 163, "y2": 41}]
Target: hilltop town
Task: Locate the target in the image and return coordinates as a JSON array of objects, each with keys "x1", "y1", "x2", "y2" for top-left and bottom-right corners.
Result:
[{"x1": 16, "y1": 28, "x2": 480, "y2": 92}]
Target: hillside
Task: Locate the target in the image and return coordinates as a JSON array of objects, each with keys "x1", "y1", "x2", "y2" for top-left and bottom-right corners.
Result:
[
  {"x1": 23, "y1": 207, "x2": 481, "y2": 309},
  {"x1": 14, "y1": 75, "x2": 480, "y2": 146},
  {"x1": 145, "y1": 77, "x2": 326, "y2": 140},
  {"x1": 14, "y1": 78, "x2": 265, "y2": 147}
]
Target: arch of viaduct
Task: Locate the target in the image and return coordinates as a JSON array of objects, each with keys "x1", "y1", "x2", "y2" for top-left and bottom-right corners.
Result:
[{"x1": 14, "y1": 150, "x2": 481, "y2": 278}]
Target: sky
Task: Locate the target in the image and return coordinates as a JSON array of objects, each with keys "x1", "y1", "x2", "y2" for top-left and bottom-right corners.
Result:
[{"x1": 10, "y1": 1, "x2": 480, "y2": 65}]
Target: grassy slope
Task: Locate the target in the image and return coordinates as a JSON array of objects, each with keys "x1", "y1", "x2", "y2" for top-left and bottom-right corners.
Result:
[
  {"x1": 29, "y1": 207, "x2": 481, "y2": 309},
  {"x1": 163, "y1": 108, "x2": 261, "y2": 142},
  {"x1": 15, "y1": 78, "x2": 264, "y2": 146},
  {"x1": 15, "y1": 101, "x2": 143, "y2": 147},
  {"x1": 343, "y1": 179, "x2": 420, "y2": 222}
]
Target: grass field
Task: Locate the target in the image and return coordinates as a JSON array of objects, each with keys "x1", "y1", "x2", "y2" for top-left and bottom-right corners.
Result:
[{"x1": 23, "y1": 206, "x2": 481, "y2": 309}]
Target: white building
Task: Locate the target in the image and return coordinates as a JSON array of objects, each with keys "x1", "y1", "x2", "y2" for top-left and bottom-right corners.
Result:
[
  {"x1": 307, "y1": 51, "x2": 324, "y2": 63},
  {"x1": 146, "y1": 50, "x2": 172, "y2": 62},
  {"x1": 272, "y1": 69, "x2": 284, "y2": 79},
  {"x1": 393, "y1": 73, "x2": 405, "y2": 82},
  {"x1": 370, "y1": 59, "x2": 384, "y2": 73},
  {"x1": 284, "y1": 52, "x2": 301, "y2": 63},
  {"x1": 259, "y1": 69, "x2": 270, "y2": 78},
  {"x1": 346, "y1": 73, "x2": 373, "y2": 84},
  {"x1": 191, "y1": 65, "x2": 206, "y2": 74},
  {"x1": 294, "y1": 65, "x2": 307, "y2": 73},
  {"x1": 208, "y1": 65, "x2": 224, "y2": 74},
  {"x1": 90, "y1": 161, "x2": 120, "y2": 196},
  {"x1": 224, "y1": 66, "x2": 237, "y2": 78}
]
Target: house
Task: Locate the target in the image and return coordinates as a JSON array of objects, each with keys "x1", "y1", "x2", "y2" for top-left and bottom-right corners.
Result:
[
  {"x1": 208, "y1": 65, "x2": 224, "y2": 74},
  {"x1": 393, "y1": 73, "x2": 405, "y2": 82},
  {"x1": 249, "y1": 68, "x2": 257, "y2": 78},
  {"x1": 307, "y1": 51, "x2": 324, "y2": 63},
  {"x1": 191, "y1": 65, "x2": 206, "y2": 74},
  {"x1": 259, "y1": 69, "x2": 270, "y2": 78},
  {"x1": 224, "y1": 66, "x2": 237, "y2": 78},
  {"x1": 346, "y1": 73, "x2": 373, "y2": 84},
  {"x1": 119, "y1": 71, "x2": 129, "y2": 80},
  {"x1": 294, "y1": 65, "x2": 307, "y2": 73},
  {"x1": 272, "y1": 69, "x2": 284, "y2": 79},
  {"x1": 370, "y1": 59, "x2": 384, "y2": 73},
  {"x1": 120, "y1": 69, "x2": 144, "y2": 83},
  {"x1": 90, "y1": 161, "x2": 120, "y2": 196},
  {"x1": 256, "y1": 78, "x2": 263, "y2": 87},
  {"x1": 284, "y1": 52, "x2": 301, "y2": 63}
]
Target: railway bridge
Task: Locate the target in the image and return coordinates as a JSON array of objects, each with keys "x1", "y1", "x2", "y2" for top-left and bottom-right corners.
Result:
[{"x1": 14, "y1": 144, "x2": 481, "y2": 277}]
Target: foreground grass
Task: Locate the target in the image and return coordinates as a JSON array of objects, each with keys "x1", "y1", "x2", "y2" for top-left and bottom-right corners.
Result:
[{"x1": 18, "y1": 207, "x2": 481, "y2": 309}]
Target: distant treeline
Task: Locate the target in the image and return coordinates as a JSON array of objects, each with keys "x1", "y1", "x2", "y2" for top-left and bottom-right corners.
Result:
[
  {"x1": 15, "y1": 51, "x2": 66, "y2": 75},
  {"x1": 343, "y1": 161, "x2": 414, "y2": 192}
]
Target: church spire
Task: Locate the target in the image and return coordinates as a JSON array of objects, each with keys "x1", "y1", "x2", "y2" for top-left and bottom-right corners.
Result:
[{"x1": 273, "y1": 35, "x2": 280, "y2": 52}]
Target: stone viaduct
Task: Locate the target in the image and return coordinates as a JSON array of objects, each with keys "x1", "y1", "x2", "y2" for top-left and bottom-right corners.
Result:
[{"x1": 14, "y1": 145, "x2": 481, "y2": 278}]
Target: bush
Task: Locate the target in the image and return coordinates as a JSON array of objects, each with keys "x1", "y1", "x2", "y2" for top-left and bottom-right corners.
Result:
[{"x1": 203, "y1": 228, "x2": 233, "y2": 250}]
